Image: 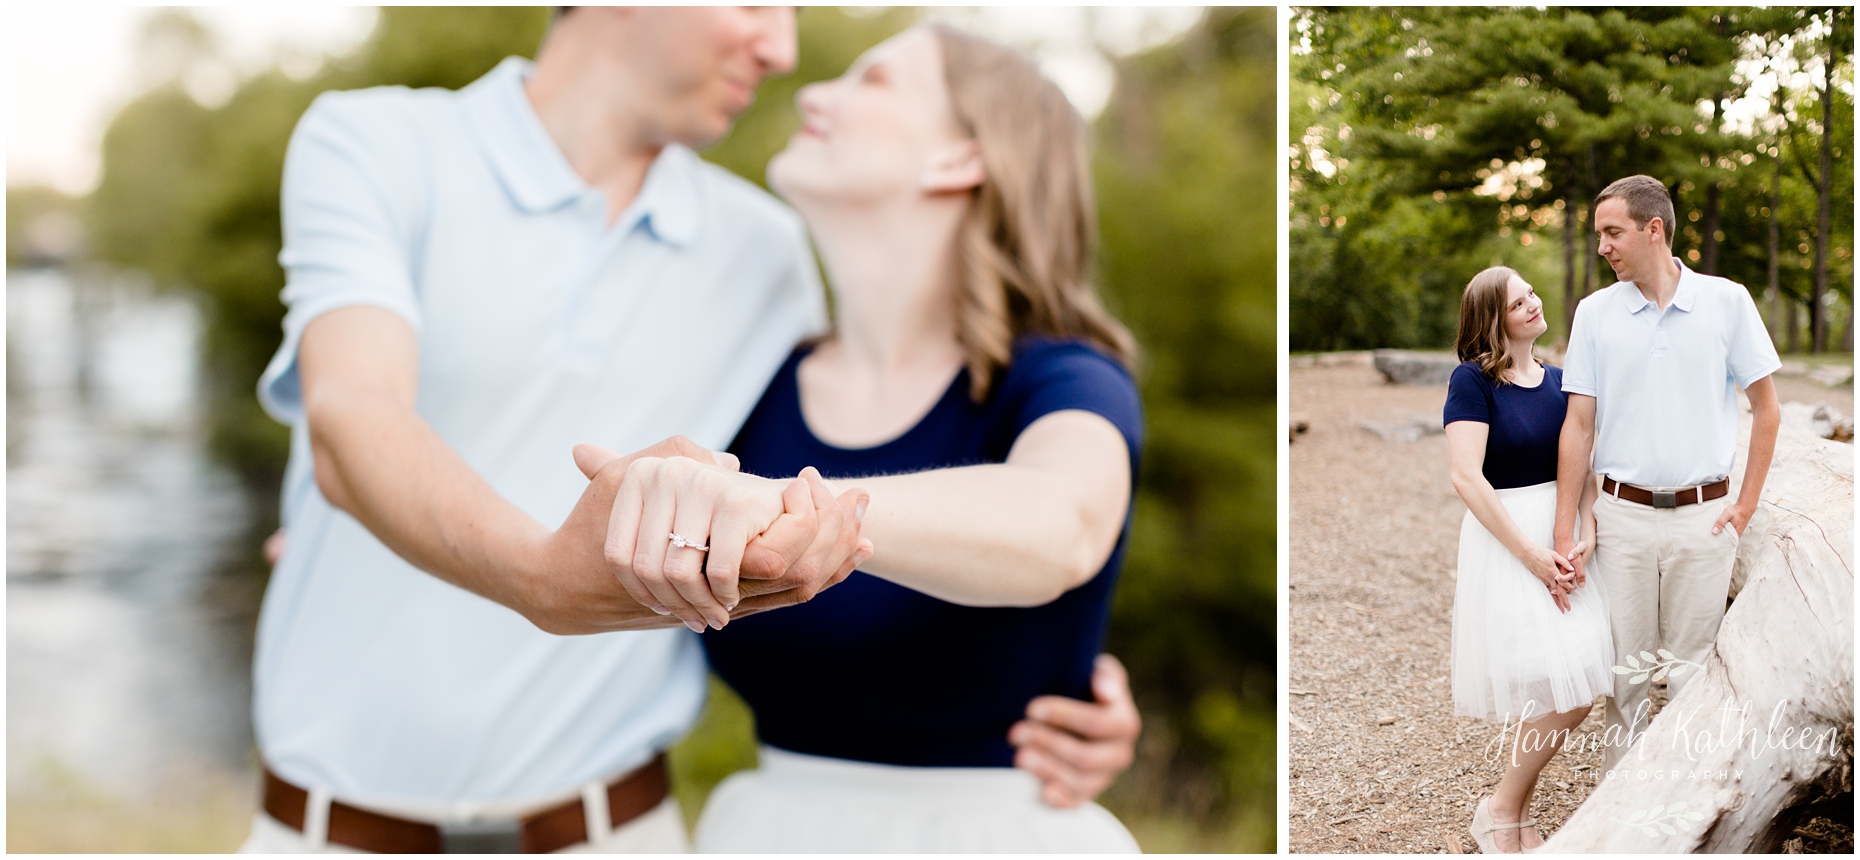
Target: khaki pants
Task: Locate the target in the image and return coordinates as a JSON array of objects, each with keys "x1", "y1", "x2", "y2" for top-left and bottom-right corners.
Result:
[
  {"x1": 237, "y1": 796, "x2": 689, "y2": 854},
  {"x1": 1591, "y1": 489, "x2": 1739, "y2": 771}
]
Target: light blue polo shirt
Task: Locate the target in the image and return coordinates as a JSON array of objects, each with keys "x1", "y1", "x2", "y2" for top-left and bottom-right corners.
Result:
[
  {"x1": 252, "y1": 57, "x2": 826, "y2": 811},
  {"x1": 1562, "y1": 259, "x2": 1781, "y2": 489}
]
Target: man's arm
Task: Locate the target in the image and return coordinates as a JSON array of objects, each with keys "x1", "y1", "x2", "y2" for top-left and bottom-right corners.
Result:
[
  {"x1": 299, "y1": 305, "x2": 692, "y2": 634},
  {"x1": 1716, "y1": 374, "x2": 1780, "y2": 536},
  {"x1": 1554, "y1": 394, "x2": 1598, "y2": 573},
  {"x1": 1010, "y1": 654, "x2": 1142, "y2": 808}
]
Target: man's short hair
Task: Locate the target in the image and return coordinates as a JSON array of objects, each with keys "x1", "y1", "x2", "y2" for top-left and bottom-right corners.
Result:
[{"x1": 1594, "y1": 175, "x2": 1676, "y2": 249}]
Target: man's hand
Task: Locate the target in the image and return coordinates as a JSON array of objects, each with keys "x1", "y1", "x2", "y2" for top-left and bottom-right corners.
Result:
[
  {"x1": 1009, "y1": 654, "x2": 1141, "y2": 808},
  {"x1": 1568, "y1": 511, "x2": 1597, "y2": 589},
  {"x1": 1712, "y1": 500, "x2": 1753, "y2": 537},
  {"x1": 1553, "y1": 393, "x2": 1597, "y2": 582},
  {"x1": 574, "y1": 446, "x2": 871, "y2": 632},
  {"x1": 1729, "y1": 374, "x2": 1780, "y2": 539},
  {"x1": 735, "y1": 469, "x2": 871, "y2": 608},
  {"x1": 1551, "y1": 532, "x2": 1583, "y2": 586}
]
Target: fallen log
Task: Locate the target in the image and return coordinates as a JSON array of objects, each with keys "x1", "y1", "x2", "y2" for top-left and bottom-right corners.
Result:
[
  {"x1": 1372, "y1": 349, "x2": 1459, "y2": 385},
  {"x1": 1541, "y1": 406, "x2": 1854, "y2": 852}
]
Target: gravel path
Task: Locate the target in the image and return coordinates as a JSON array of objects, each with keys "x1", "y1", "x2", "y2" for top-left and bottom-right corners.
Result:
[{"x1": 1285, "y1": 352, "x2": 1852, "y2": 854}]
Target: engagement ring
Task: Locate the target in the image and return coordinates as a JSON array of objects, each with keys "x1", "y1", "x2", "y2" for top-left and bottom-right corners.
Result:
[{"x1": 668, "y1": 532, "x2": 709, "y2": 552}]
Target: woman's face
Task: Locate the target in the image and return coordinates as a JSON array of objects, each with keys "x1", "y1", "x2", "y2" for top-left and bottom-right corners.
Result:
[
  {"x1": 1503, "y1": 275, "x2": 1548, "y2": 343},
  {"x1": 767, "y1": 29, "x2": 972, "y2": 208}
]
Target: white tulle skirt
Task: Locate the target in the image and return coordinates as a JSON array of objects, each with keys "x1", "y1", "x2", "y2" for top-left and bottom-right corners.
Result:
[
  {"x1": 693, "y1": 746, "x2": 1141, "y2": 853},
  {"x1": 1451, "y1": 481, "x2": 1615, "y2": 724}
]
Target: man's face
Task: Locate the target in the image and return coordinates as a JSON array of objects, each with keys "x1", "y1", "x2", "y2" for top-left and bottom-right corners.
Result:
[
  {"x1": 621, "y1": 7, "x2": 798, "y2": 148},
  {"x1": 1593, "y1": 197, "x2": 1666, "y2": 284}
]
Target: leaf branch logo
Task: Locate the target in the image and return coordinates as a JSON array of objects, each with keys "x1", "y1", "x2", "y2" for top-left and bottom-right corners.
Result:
[
  {"x1": 1612, "y1": 649, "x2": 1704, "y2": 685},
  {"x1": 1611, "y1": 802, "x2": 1705, "y2": 836}
]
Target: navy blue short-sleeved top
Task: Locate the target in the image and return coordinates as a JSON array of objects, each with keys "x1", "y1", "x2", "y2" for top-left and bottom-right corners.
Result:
[
  {"x1": 702, "y1": 337, "x2": 1143, "y2": 768},
  {"x1": 1443, "y1": 360, "x2": 1565, "y2": 490}
]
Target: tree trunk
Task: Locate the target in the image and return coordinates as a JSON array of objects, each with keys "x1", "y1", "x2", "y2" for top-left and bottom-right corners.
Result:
[
  {"x1": 1813, "y1": 15, "x2": 1834, "y2": 353},
  {"x1": 1787, "y1": 297, "x2": 1801, "y2": 354},
  {"x1": 1701, "y1": 183, "x2": 1720, "y2": 274},
  {"x1": 1542, "y1": 411, "x2": 1854, "y2": 852},
  {"x1": 1768, "y1": 161, "x2": 1783, "y2": 349},
  {"x1": 1583, "y1": 145, "x2": 1598, "y2": 296},
  {"x1": 1701, "y1": 94, "x2": 1723, "y2": 274},
  {"x1": 1564, "y1": 185, "x2": 1578, "y2": 343}
]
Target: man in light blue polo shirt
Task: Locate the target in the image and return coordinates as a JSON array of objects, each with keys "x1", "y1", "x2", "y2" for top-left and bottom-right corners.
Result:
[
  {"x1": 242, "y1": 7, "x2": 1139, "y2": 853},
  {"x1": 1553, "y1": 174, "x2": 1782, "y2": 772}
]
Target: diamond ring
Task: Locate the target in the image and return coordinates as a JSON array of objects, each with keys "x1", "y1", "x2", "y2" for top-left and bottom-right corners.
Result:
[{"x1": 668, "y1": 532, "x2": 709, "y2": 552}]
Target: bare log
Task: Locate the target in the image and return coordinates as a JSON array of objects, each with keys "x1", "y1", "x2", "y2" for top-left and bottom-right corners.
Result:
[
  {"x1": 1541, "y1": 408, "x2": 1853, "y2": 852},
  {"x1": 1372, "y1": 349, "x2": 1458, "y2": 385}
]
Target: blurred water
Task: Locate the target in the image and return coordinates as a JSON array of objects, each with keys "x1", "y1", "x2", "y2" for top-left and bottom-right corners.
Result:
[{"x1": 6, "y1": 267, "x2": 263, "y2": 804}]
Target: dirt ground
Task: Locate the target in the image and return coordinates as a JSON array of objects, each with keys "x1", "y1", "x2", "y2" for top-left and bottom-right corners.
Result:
[{"x1": 1286, "y1": 353, "x2": 1853, "y2": 854}]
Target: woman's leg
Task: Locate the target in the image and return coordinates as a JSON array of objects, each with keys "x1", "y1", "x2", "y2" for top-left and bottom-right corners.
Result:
[{"x1": 1489, "y1": 704, "x2": 1591, "y2": 851}]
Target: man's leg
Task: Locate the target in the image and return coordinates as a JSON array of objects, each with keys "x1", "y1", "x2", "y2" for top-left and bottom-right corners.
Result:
[
  {"x1": 1591, "y1": 491, "x2": 1659, "y2": 772},
  {"x1": 1657, "y1": 501, "x2": 1740, "y2": 703}
]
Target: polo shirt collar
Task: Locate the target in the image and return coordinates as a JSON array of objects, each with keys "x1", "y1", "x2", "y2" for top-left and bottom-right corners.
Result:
[
  {"x1": 1621, "y1": 256, "x2": 1696, "y2": 314},
  {"x1": 617, "y1": 145, "x2": 702, "y2": 248},
  {"x1": 459, "y1": 57, "x2": 703, "y2": 248},
  {"x1": 1670, "y1": 258, "x2": 1699, "y2": 312}
]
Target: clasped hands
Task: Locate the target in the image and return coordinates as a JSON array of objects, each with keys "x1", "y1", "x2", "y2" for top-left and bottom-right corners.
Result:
[
  {"x1": 1542, "y1": 516, "x2": 1597, "y2": 613},
  {"x1": 542, "y1": 435, "x2": 1138, "y2": 808},
  {"x1": 568, "y1": 436, "x2": 871, "y2": 634}
]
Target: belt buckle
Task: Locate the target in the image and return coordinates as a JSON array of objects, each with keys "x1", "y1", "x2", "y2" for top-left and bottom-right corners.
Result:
[
  {"x1": 439, "y1": 818, "x2": 522, "y2": 853},
  {"x1": 1651, "y1": 489, "x2": 1678, "y2": 509}
]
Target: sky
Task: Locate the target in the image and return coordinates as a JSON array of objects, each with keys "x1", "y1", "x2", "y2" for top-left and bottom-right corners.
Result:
[
  {"x1": 4, "y1": 6, "x2": 1202, "y2": 197},
  {"x1": 5, "y1": 6, "x2": 378, "y2": 194}
]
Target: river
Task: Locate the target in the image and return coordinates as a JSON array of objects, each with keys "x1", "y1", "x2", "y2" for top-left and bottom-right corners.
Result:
[{"x1": 7, "y1": 266, "x2": 267, "y2": 849}]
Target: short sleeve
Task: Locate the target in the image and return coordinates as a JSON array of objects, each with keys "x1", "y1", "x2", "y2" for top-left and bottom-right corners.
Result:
[
  {"x1": 1000, "y1": 340, "x2": 1143, "y2": 465},
  {"x1": 256, "y1": 90, "x2": 428, "y2": 424},
  {"x1": 1561, "y1": 297, "x2": 1598, "y2": 397},
  {"x1": 1443, "y1": 362, "x2": 1492, "y2": 425},
  {"x1": 1725, "y1": 286, "x2": 1782, "y2": 389}
]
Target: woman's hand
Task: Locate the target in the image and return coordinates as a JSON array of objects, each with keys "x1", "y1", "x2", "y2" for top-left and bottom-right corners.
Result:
[
  {"x1": 602, "y1": 455, "x2": 793, "y2": 632},
  {"x1": 1517, "y1": 543, "x2": 1575, "y2": 613}
]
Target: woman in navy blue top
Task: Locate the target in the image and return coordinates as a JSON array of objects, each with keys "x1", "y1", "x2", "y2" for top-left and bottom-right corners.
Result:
[
  {"x1": 706, "y1": 336, "x2": 1140, "y2": 768},
  {"x1": 593, "y1": 26, "x2": 1143, "y2": 852},
  {"x1": 1443, "y1": 266, "x2": 1613, "y2": 853}
]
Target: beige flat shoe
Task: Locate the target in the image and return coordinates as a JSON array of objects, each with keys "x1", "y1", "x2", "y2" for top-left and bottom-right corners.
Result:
[{"x1": 1471, "y1": 796, "x2": 1539, "y2": 854}]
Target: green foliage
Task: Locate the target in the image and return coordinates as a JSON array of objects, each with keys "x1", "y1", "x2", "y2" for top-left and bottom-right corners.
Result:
[
  {"x1": 1291, "y1": 6, "x2": 1854, "y2": 352},
  {"x1": 668, "y1": 678, "x2": 759, "y2": 831},
  {"x1": 1094, "y1": 8, "x2": 1276, "y2": 845},
  {"x1": 85, "y1": 7, "x2": 554, "y2": 491}
]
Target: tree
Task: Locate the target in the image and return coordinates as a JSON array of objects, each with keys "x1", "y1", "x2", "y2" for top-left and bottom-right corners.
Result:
[{"x1": 1290, "y1": 6, "x2": 1852, "y2": 353}]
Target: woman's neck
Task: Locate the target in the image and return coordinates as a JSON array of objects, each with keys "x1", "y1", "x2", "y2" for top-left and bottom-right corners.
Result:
[
  {"x1": 1503, "y1": 337, "x2": 1539, "y2": 382},
  {"x1": 807, "y1": 201, "x2": 967, "y2": 375},
  {"x1": 791, "y1": 198, "x2": 970, "y2": 448}
]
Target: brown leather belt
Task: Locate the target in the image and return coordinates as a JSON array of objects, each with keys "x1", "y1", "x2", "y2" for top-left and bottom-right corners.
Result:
[
  {"x1": 262, "y1": 754, "x2": 668, "y2": 853},
  {"x1": 1602, "y1": 477, "x2": 1729, "y2": 509}
]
